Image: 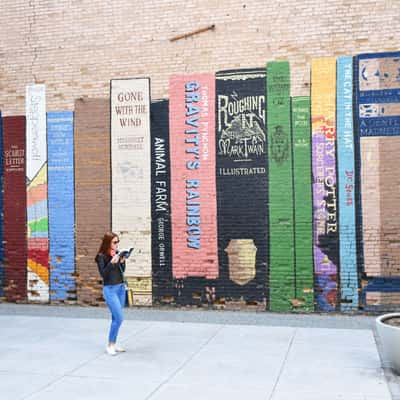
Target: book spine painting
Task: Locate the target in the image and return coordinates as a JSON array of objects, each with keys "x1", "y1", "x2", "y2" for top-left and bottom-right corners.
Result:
[
  {"x1": 169, "y1": 75, "x2": 218, "y2": 280},
  {"x1": 26, "y1": 84, "x2": 49, "y2": 302},
  {"x1": 3, "y1": 116, "x2": 27, "y2": 302},
  {"x1": 267, "y1": 61, "x2": 295, "y2": 311},
  {"x1": 151, "y1": 99, "x2": 173, "y2": 304},
  {"x1": 215, "y1": 68, "x2": 268, "y2": 305},
  {"x1": 48, "y1": 111, "x2": 76, "y2": 302},
  {"x1": 337, "y1": 56, "x2": 359, "y2": 310},
  {"x1": 292, "y1": 96, "x2": 314, "y2": 311},
  {"x1": 311, "y1": 58, "x2": 339, "y2": 311},
  {"x1": 111, "y1": 78, "x2": 152, "y2": 305}
]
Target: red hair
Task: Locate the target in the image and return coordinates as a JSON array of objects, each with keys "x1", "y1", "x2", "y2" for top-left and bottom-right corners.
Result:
[{"x1": 97, "y1": 232, "x2": 119, "y2": 257}]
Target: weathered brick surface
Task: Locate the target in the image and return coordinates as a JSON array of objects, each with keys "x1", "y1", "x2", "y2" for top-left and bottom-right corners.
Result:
[
  {"x1": 291, "y1": 97, "x2": 314, "y2": 312},
  {"x1": 336, "y1": 57, "x2": 359, "y2": 311},
  {"x1": 215, "y1": 69, "x2": 268, "y2": 308},
  {"x1": 74, "y1": 99, "x2": 110, "y2": 305},
  {"x1": 378, "y1": 137, "x2": 400, "y2": 276},
  {"x1": 26, "y1": 84, "x2": 48, "y2": 303},
  {"x1": 169, "y1": 75, "x2": 218, "y2": 279},
  {"x1": 151, "y1": 100, "x2": 173, "y2": 304},
  {"x1": 267, "y1": 61, "x2": 294, "y2": 312},
  {"x1": 111, "y1": 78, "x2": 152, "y2": 306},
  {"x1": 311, "y1": 58, "x2": 338, "y2": 312},
  {"x1": 48, "y1": 111, "x2": 76, "y2": 302},
  {"x1": 0, "y1": 1, "x2": 399, "y2": 311},
  {"x1": 0, "y1": 0, "x2": 398, "y2": 115},
  {"x1": 355, "y1": 52, "x2": 400, "y2": 308},
  {"x1": 3, "y1": 117, "x2": 27, "y2": 302}
]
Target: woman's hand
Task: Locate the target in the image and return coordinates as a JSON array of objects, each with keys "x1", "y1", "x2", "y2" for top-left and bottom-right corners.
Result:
[{"x1": 111, "y1": 255, "x2": 120, "y2": 264}]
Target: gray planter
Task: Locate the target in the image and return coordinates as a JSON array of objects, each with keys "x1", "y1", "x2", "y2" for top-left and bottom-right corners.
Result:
[{"x1": 376, "y1": 313, "x2": 400, "y2": 374}]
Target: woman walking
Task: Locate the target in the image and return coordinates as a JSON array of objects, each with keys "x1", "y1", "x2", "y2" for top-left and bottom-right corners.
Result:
[{"x1": 95, "y1": 232, "x2": 127, "y2": 355}]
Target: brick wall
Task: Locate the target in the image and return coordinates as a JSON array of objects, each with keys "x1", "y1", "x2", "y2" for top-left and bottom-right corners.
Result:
[
  {"x1": 3, "y1": 117, "x2": 27, "y2": 302},
  {"x1": 48, "y1": 111, "x2": 76, "y2": 302},
  {"x1": 74, "y1": 99, "x2": 110, "y2": 305},
  {"x1": 0, "y1": 1, "x2": 399, "y2": 311},
  {"x1": 111, "y1": 78, "x2": 153, "y2": 306},
  {"x1": 169, "y1": 75, "x2": 219, "y2": 302},
  {"x1": 215, "y1": 69, "x2": 268, "y2": 309},
  {"x1": 0, "y1": 0, "x2": 398, "y2": 115}
]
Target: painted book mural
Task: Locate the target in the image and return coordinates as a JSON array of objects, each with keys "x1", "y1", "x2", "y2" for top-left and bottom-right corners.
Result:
[
  {"x1": 3, "y1": 116, "x2": 27, "y2": 302},
  {"x1": 151, "y1": 99, "x2": 173, "y2": 304},
  {"x1": 0, "y1": 51, "x2": 399, "y2": 312},
  {"x1": 26, "y1": 84, "x2": 49, "y2": 302},
  {"x1": 267, "y1": 61, "x2": 295, "y2": 312},
  {"x1": 291, "y1": 96, "x2": 314, "y2": 311},
  {"x1": 111, "y1": 78, "x2": 152, "y2": 306},
  {"x1": 74, "y1": 98, "x2": 110, "y2": 305},
  {"x1": 215, "y1": 68, "x2": 268, "y2": 306},
  {"x1": 337, "y1": 56, "x2": 359, "y2": 311},
  {"x1": 355, "y1": 51, "x2": 400, "y2": 307},
  {"x1": 311, "y1": 58, "x2": 339, "y2": 311},
  {"x1": 169, "y1": 74, "x2": 219, "y2": 304},
  {"x1": 48, "y1": 111, "x2": 76, "y2": 302}
]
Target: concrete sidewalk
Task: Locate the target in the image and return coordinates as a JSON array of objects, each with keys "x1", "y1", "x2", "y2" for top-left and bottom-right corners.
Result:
[{"x1": 0, "y1": 305, "x2": 396, "y2": 400}]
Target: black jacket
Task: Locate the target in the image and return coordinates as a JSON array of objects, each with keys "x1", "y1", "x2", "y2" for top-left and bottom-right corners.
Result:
[{"x1": 95, "y1": 253, "x2": 126, "y2": 286}]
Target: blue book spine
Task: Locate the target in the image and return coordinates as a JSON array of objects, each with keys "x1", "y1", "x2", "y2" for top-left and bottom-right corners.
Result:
[
  {"x1": 47, "y1": 111, "x2": 76, "y2": 301},
  {"x1": 337, "y1": 56, "x2": 359, "y2": 310}
]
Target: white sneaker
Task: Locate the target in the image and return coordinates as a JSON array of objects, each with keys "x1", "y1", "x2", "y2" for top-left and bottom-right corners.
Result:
[
  {"x1": 115, "y1": 344, "x2": 126, "y2": 352},
  {"x1": 106, "y1": 345, "x2": 117, "y2": 356}
]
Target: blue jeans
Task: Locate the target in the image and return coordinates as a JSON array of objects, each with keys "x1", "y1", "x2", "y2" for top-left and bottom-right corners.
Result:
[{"x1": 103, "y1": 283, "x2": 125, "y2": 343}]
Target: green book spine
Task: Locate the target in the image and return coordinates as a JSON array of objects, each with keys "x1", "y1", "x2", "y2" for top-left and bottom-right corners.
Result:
[
  {"x1": 267, "y1": 61, "x2": 295, "y2": 311},
  {"x1": 292, "y1": 96, "x2": 314, "y2": 311}
]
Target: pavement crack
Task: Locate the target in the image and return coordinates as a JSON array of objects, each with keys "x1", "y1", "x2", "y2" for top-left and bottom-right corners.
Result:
[
  {"x1": 20, "y1": 324, "x2": 153, "y2": 400},
  {"x1": 144, "y1": 324, "x2": 224, "y2": 399},
  {"x1": 64, "y1": 323, "x2": 153, "y2": 377},
  {"x1": 267, "y1": 327, "x2": 297, "y2": 400},
  {"x1": 21, "y1": 374, "x2": 65, "y2": 400}
]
